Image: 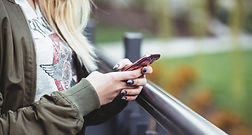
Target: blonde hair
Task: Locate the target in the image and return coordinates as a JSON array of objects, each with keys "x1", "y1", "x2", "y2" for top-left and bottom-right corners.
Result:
[{"x1": 37, "y1": 0, "x2": 97, "y2": 71}]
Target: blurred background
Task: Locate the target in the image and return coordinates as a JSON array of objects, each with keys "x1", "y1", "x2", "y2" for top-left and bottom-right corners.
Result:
[{"x1": 90, "y1": 0, "x2": 252, "y2": 134}]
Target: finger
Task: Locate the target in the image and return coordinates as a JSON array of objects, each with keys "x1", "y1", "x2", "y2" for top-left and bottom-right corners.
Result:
[
  {"x1": 113, "y1": 59, "x2": 132, "y2": 70},
  {"x1": 118, "y1": 81, "x2": 138, "y2": 89},
  {"x1": 142, "y1": 66, "x2": 153, "y2": 74},
  {"x1": 114, "y1": 68, "x2": 143, "y2": 80},
  {"x1": 126, "y1": 78, "x2": 147, "y2": 86},
  {"x1": 121, "y1": 87, "x2": 143, "y2": 96},
  {"x1": 112, "y1": 81, "x2": 136, "y2": 90},
  {"x1": 124, "y1": 95, "x2": 138, "y2": 101}
]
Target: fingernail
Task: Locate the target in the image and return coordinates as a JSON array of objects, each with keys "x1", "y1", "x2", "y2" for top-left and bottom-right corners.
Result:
[
  {"x1": 126, "y1": 80, "x2": 134, "y2": 85},
  {"x1": 113, "y1": 64, "x2": 120, "y2": 70},
  {"x1": 142, "y1": 68, "x2": 147, "y2": 73},
  {"x1": 121, "y1": 96, "x2": 127, "y2": 100},
  {"x1": 121, "y1": 90, "x2": 127, "y2": 95}
]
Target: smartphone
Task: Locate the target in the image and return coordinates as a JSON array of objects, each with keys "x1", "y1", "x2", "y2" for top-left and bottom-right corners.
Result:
[{"x1": 122, "y1": 54, "x2": 160, "y2": 71}]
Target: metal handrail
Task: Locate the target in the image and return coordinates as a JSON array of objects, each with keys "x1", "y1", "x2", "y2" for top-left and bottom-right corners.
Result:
[{"x1": 96, "y1": 50, "x2": 227, "y2": 135}]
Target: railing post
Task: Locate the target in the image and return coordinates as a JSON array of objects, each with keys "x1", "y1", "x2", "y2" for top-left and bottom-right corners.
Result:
[
  {"x1": 123, "y1": 32, "x2": 157, "y2": 135},
  {"x1": 136, "y1": 123, "x2": 148, "y2": 135},
  {"x1": 124, "y1": 33, "x2": 142, "y2": 62},
  {"x1": 123, "y1": 32, "x2": 143, "y2": 126}
]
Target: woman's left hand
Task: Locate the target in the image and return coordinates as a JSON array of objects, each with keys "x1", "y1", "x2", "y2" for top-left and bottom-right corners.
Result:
[{"x1": 113, "y1": 58, "x2": 153, "y2": 101}]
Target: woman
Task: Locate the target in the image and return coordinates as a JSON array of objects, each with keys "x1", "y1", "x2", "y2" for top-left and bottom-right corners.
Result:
[{"x1": 0, "y1": 0, "x2": 152, "y2": 134}]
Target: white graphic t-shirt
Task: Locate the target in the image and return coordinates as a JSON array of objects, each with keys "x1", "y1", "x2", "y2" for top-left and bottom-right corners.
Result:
[{"x1": 15, "y1": 0, "x2": 77, "y2": 101}]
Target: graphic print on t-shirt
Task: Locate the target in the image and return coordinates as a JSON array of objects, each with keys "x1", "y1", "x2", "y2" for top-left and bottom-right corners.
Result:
[
  {"x1": 40, "y1": 33, "x2": 77, "y2": 91},
  {"x1": 27, "y1": 17, "x2": 52, "y2": 38}
]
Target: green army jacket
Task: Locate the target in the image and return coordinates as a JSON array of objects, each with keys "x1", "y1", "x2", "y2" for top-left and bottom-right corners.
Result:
[{"x1": 0, "y1": 0, "x2": 127, "y2": 134}]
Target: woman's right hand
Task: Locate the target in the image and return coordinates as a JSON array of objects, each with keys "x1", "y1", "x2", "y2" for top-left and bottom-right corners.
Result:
[{"x1": 86, "y1": 69, "x2": 144, "y2": 106}]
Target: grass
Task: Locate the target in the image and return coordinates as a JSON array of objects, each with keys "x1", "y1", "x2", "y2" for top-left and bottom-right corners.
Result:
[
  {"x1": 95, "y1": 23, "x2": 131, "y2": 44},
  {"x1": 95, "y1": 23, "x2": 154, "y2": 44},
  {"x1": 151, "y1": 50, "x2": 252, "y2": 126}
]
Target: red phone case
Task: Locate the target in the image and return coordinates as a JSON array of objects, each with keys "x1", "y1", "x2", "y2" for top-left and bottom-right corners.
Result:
[{"x1": 122, "y1": 54, "x2": 160, "y2": 71}]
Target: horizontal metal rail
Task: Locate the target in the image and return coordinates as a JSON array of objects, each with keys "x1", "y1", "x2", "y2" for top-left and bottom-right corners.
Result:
[{"x1": 96, "y1": 50, "x2": 227, "y2": 135}]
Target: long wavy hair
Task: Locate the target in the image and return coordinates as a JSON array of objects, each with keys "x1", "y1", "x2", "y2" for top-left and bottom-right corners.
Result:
[{"x1": 37, "y1": 0, "x2": 97, "y2": 71}]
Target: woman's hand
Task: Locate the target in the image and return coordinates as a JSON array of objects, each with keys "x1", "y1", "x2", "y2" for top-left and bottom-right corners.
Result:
[
  {"x1": 113, "y1": 59, "x2": 153, "y2": 101},
  {"x1": 86, "y1": 59, "x2": 152, "y2": 105}
]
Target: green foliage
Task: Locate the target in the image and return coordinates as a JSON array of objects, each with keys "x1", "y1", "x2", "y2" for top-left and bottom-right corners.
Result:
[
  {"x1": 188, "y1": 0, "x2": 209, "y2": 37},
  {"x1": 244, "y1": 11, "x2": 252, "y2": 33},
  {"x1": 144, "y1": 0, "x2": 173, "y2": 38},
  {"x1": 216, "y1": 0, "x2": 252, "y2": 33}
]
